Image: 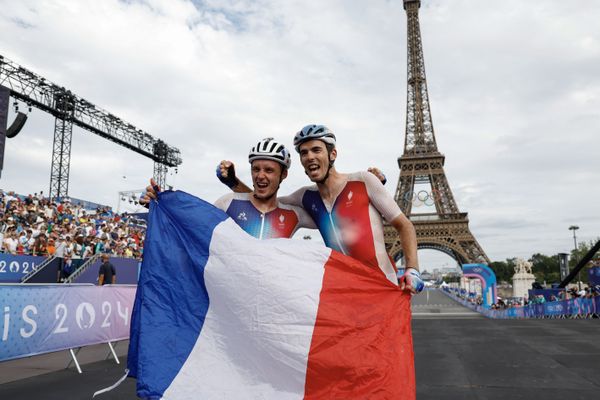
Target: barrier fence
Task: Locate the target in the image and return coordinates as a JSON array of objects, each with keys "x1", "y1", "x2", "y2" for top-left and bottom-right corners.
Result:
[
  {"x1": 442, "y1": 288, "x2": 599, "y2": 319},
  {"x1": 0, "y1": 284, "x2": 136, "y2": 362}
]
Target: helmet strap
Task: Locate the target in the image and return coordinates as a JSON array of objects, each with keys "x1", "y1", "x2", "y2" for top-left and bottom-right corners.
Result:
[{"x1": 315, "y1": 154, "x2": 335, "y2": 184}]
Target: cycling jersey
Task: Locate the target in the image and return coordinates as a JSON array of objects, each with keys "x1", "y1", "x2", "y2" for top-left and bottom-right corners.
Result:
[
  {"x1": 214, "y1": 193, "x2": 315, "y2": 239},
  {"x1": 280, "y1": 171, "x2": 402, "y2": 284}
]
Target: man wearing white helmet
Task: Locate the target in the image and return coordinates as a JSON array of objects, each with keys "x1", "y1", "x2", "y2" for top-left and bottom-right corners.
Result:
[
  {"x1": 143, "y1": 138, "x2": 315, "y2": 239},
  {"x1": 223, "y1": 125, "x2": 421, "y2": 292}
]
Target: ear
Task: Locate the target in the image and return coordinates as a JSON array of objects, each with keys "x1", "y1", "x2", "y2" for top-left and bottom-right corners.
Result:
[
  {"x1": 280, "y1": 168, "x2": 288, "y2": 182},
  {"x1": 329, "y1": 147, "x2": 337, "y2": 162}
]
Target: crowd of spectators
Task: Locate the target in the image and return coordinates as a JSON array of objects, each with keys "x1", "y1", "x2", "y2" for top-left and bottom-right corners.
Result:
[
  {"x1": 448, "y1": 285, "x2": 599, "y2": 311},
  {"x1": 0, "y1": 189, "x2": 145, "y2": 260}
]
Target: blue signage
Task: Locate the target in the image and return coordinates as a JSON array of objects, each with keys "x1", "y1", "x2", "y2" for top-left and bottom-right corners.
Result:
[
  {"x1": 0, "y1": 254, "x2": 46, "y2": 283},
  {"x1": 462, "y1": 263, "x2": 497, "y2": 308},
  {"x1": 442, "y1": 288, "x2": 598, "y2": 319},
  {"x1": 0, "y1": 285, "x2": 136, "y2": 361}
]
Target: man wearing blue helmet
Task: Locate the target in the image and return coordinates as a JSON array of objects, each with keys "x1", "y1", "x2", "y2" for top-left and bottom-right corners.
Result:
[{"x1": 222, "y1": 125, "x2": 422, "y2": 293}]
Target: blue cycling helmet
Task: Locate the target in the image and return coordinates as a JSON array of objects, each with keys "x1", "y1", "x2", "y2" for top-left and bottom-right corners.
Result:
[
  {"x1": 293, "y1": 125, "x2": 336, "y2": 152},
  {"x1": 248, "y1": 137, "x2": 291, "y2": 169}
]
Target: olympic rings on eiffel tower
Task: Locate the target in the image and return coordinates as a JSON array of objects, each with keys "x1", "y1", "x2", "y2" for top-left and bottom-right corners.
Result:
[{"x1": 402, "y1": 189, "x2": 441, "y2": 207}]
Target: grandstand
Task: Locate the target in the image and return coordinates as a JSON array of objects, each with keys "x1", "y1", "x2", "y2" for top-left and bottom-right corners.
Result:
[{"x1": 1, "y1": 188, "x2": 145, "y2": 284}]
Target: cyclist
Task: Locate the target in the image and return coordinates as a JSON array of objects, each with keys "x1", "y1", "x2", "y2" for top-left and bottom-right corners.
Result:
[{"x1": 223, "y1": 125, "x2": 422, "y2": 292}]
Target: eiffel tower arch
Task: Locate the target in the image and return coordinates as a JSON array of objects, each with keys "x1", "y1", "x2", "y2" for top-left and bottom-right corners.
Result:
[{"x1": 385, "y1": 0, "x2": 490, "y2": 265}]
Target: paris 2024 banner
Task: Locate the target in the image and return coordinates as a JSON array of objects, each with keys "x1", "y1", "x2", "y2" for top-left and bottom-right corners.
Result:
[{"x1": 1, "y1": 284, "x2": 136, "y2": 361}]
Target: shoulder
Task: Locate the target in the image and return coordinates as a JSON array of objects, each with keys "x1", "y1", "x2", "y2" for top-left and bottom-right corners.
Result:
[
  {"x1": 214, "y1": 192, "x2": 250, "y2": 210},
  {"x1": 278, "y1": 185, "x2": 317, "y2": 206},
  {"x1": 347, "y1": 170, "x2": 376, "y2": 183},
  {"x1": 290, "y1": 185, "x2": 317, "y2": 196}
]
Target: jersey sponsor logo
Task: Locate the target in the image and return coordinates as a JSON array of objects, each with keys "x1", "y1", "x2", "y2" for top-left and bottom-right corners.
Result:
[{"x1": 237, "y1": 212, "x2": 247, "y2": 221}]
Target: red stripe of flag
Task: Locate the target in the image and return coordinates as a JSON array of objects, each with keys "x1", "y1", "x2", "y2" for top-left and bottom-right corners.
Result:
[{"x1": 304, "y1": 251, "x2": 415, "y2": 399}]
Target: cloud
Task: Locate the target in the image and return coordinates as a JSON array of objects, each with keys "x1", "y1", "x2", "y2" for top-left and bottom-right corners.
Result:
[{"x1": 0, "y1": 0, "x2": 598, "y2": 264}]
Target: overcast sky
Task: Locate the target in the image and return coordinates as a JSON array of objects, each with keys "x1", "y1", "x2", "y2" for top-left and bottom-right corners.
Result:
[{"x1": 1, "y1": 0, "x2": 598, "y2": 269}]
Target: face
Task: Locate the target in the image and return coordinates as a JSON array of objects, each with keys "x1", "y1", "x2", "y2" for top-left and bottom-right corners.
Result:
[
  {"x1": 251, "y1": 159, "x2": 287, "y2": 200},
  {"x1": 298, "y1": 140, "x2": 336, "y2": 182}
]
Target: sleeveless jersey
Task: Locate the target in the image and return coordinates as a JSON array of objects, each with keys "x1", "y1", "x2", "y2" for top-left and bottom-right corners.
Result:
[
  {"x1": 214, "y1": 193, "x2": 315, "y2": 239},
  {"x1": 280, "y1": 171, "x2": 402, "y2": 284}
]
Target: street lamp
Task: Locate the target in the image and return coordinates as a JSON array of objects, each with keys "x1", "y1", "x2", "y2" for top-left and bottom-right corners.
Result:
[{"x1": 569, "y1": 225, "x2": 580, "y2": 289}]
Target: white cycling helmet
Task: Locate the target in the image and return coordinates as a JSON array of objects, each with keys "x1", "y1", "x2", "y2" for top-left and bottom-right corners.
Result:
[
  {"x1": 293, "y1": 124, "x2": 336, "y2": 152},
  {"x1": 248, "y1": 138, "x2": 292, "y2": 170}
]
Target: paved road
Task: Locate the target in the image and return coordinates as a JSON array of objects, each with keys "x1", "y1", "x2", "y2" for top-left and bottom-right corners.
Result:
[
  {"x1": 1, "y1": 290, "x2": 598, "y2": 399},
  {"x1": 411, "y1": 287, "x2": 482, "y2": 319}
]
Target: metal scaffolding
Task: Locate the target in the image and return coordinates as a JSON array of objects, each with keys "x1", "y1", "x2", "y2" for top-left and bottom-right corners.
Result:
[{"x1": 0, "y1": 54, "x2": 182, "y2": 199}]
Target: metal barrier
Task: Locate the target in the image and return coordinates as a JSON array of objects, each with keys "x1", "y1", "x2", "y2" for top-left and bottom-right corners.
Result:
[{"x1": 442, "y1": 288, "x2": 600, "y2": 319}]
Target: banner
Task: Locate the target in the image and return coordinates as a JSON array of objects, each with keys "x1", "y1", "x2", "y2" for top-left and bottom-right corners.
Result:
[
  {"x1": 0, "y1": 284, "x2": 136, "y2": 361},
  {"x1": 441, "y1": 288, "x2": 599, "y2": 319},
  {"x1": 0, "y1": 254, "x2": 46, "y2": 283}
]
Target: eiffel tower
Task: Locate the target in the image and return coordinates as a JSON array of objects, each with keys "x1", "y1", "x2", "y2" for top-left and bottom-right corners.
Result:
[{"x1": 384, "y1": 0, "x2": 490, "y2": 265}]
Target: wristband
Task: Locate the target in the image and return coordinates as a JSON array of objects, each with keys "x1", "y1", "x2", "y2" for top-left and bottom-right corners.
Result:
[
  {"x1": 381, "y1": 173, "x2": 387, "y2": 186},
  {"x1": 216, "y1": 164, "x2": 238, "y2": 188}
]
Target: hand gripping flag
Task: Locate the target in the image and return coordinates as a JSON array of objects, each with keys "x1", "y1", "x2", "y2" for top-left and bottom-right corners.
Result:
[{"x1": 127, "y1": 191, "x2": 415, "y2": 399}]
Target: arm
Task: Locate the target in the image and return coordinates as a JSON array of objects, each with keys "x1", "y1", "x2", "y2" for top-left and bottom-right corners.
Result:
[
  {"x1": 361, "y1": 171, "x2": 421, "y2": 293},
  {"x1": 98, "y1": 274, "x2": 104, "y2": 286},
  {"x1": 390, "y1": 213, "x2": 418, "y2": 272},
  {"x1": 390, "y1": 214, "x2": 423, "y2": 294}
]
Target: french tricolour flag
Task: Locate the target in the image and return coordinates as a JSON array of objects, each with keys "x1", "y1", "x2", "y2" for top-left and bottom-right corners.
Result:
[{"x1": 127, "y1": 191, "x2": 415, "y2": 399}]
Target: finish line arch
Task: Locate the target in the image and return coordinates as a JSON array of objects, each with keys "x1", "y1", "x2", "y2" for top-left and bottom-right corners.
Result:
[
  {"x1": 392, "y1": 246, "x2": 497, "y2": 308},
  {"x1": 462, "y1": 264, "x2": 497, "y2": 308}
]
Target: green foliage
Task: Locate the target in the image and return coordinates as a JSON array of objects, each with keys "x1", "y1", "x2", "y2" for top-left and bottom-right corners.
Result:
[
  {"x1": 489, "y1": 260, "x2": 513, "y2": 283},
  {"x1": 488, "y1": 238, "x2": 599, "y2": 285},
  {"x1": 530, "y1": 253, "x2": 560, "y2": 284},
  {"x1": 443, "y1": 275, "x2": 461, "y2": 283}
]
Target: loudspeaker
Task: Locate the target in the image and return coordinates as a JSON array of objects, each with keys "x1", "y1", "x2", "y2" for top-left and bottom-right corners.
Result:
[{"x1": 6, "y1": 111, "x2": 27, "y2": 138}]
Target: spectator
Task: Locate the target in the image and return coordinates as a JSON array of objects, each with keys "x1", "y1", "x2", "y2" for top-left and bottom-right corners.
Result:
[
  {"x1": 0, "y1": 189, "x2": 145, "y2": 259},
  {"x1": 57, "y1": 254, "x2": 75, "y2": 282},
  {"x1": 98, "y1": 254, "x2": 116, "y2": 285}
]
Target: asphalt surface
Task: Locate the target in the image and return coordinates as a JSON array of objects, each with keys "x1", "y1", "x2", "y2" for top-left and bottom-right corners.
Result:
[{"x1": 1, "y1": 290, "x2": 598, "y2": 399}]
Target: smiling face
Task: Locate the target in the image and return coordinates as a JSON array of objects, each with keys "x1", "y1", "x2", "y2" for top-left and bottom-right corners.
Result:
[
  {"x1": 251, "y1": 159, "x2": 287, "y2": 200},
  {"x1": 298, "y1": 139, "x2": 336, "y2": 182}
]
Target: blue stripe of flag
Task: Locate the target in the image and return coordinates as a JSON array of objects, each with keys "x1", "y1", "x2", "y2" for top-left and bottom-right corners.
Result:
[{"x1": 127, "y1": 191, "x2": 228, "y2": 399}]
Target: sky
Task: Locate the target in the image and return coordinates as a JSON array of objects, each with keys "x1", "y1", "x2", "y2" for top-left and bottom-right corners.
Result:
[{"x1": 0, "y1": 0, "x2": 599, "y2": 270}]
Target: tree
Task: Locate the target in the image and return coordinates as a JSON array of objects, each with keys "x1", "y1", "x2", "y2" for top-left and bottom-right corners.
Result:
[
  {"x1": 568, "y1": 238, "x2": 600, "y2": 284},
  {"x1": 529, "y1": 253, "x2": 560, "y2": 284},
  {"x1": 489, "y1": 260, "x2": 513, "y2": 283}
]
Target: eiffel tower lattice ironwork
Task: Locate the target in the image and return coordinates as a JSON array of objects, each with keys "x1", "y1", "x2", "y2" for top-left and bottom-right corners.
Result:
[{"x1": 384, "y1": 0, "x2": 490, "y2": 265}]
